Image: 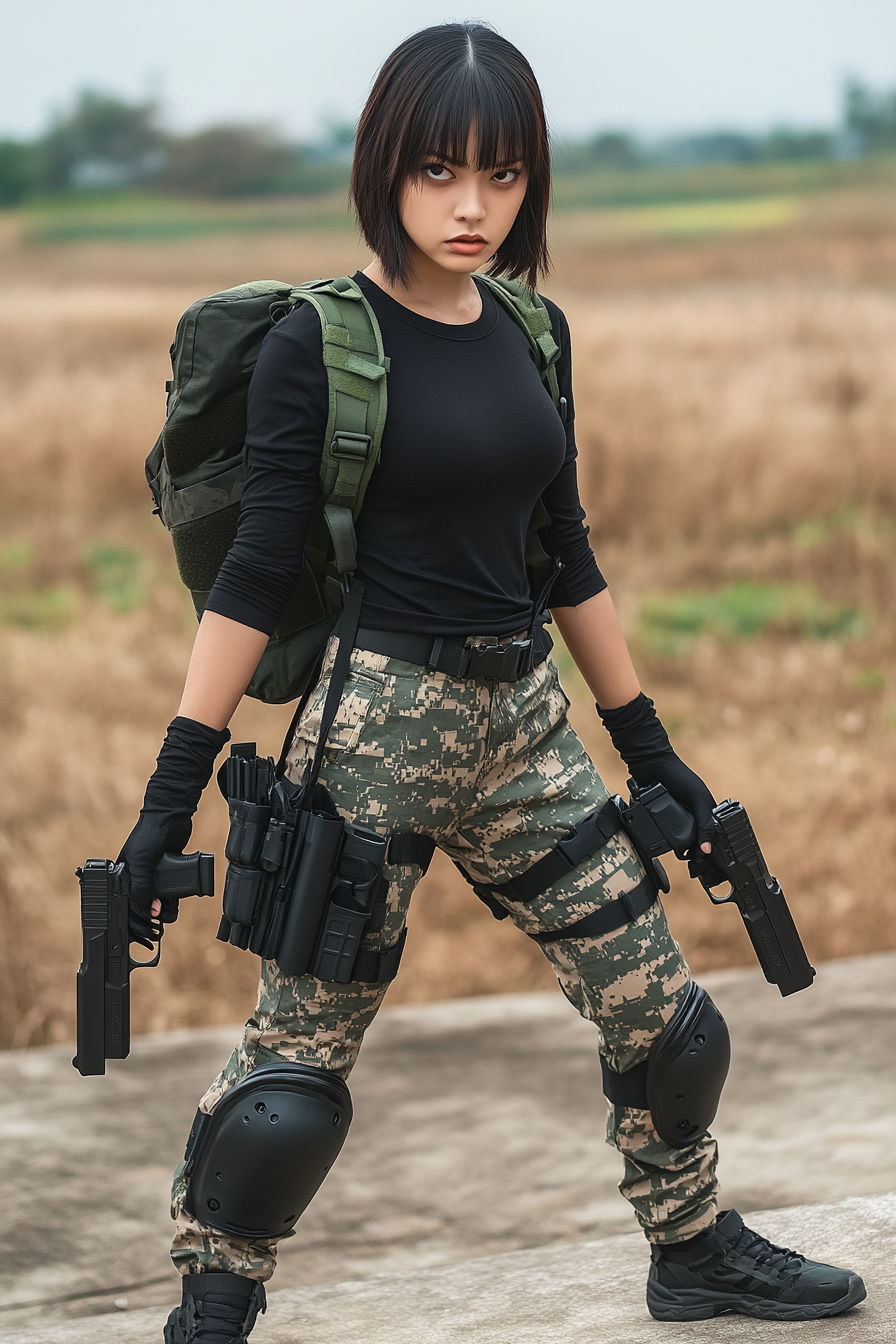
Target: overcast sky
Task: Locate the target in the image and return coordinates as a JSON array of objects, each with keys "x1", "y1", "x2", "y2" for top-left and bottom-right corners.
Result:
[{"x1": 4, "y1": 0, "x2": 896, "y2": 142}]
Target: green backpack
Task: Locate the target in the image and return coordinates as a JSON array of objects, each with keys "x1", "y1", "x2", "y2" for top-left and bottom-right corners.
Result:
[{"x1": 146, "y1": 274, "x2": 562, "y2": 704}]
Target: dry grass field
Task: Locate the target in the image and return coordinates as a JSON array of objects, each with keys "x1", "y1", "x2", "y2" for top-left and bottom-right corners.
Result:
[{"x1": 1, "y1": 188, "x2": 895, "y2": 1050}]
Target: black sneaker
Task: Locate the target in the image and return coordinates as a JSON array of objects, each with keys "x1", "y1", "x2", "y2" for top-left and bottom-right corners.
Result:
[
  {"x1": 164, "y1": 1272, "x2": 267, "y2": 1343},
  {"x1": 647, "y1": 1209, "x2": 867, "y2": 1321}
]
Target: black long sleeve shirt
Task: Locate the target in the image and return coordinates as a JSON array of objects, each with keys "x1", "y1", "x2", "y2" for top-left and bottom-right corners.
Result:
[{"x1": 205, "y1": 272, "x2": 605, "y2": 639}]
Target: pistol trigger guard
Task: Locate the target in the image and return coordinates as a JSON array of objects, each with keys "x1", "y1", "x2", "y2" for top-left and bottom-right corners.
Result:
[
  {"x1": 702, "y1": 878, "x2": 736, "y2": 906},
  {"x1": 129, "y1": 923, "x2": 164, "y2": 971}
]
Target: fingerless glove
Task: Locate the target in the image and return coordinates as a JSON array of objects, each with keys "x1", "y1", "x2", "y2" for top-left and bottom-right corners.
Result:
[
  {"x1": 597, "y1": 693, "x2": 717, "y2": 848},
  {"x1": 118, "y1": 716, "x2": 230, "y2": 942}
]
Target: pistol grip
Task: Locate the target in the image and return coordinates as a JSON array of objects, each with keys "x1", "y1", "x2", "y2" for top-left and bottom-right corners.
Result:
[{"x1": 153, "y1": 850, "x2": 215, "y2": 899}]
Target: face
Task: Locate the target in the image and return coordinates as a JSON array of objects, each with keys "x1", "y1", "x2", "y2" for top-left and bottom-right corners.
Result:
[{"x1": 399, "y1": 139, "x2": 528, "y2": 278}]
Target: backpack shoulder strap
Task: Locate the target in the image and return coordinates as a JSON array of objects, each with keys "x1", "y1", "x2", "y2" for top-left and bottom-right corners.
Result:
[
  {"x1": 289, "y1": 276, "x2": 389, "y2": 583},
  {"x1": 476, "y1": 275, "x2": 562, "y2": 410}
]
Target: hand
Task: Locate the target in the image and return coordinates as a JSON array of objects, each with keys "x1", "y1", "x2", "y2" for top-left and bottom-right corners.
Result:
[
  {"x1": 118, "y1": 808, "x2": 193, "y2": 945},
  {"x1": 117, "y1": 716, "x2": 230, "y2": 945},
  {"x1": 633, "y1": 753, "x2": 717, "y2": 855},
  {"x1": 597, "y1": 693, "x2": 717, "y2": 855}
]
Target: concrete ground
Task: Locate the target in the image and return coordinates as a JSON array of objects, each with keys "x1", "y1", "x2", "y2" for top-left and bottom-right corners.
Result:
[
  {"x1": 4, "y1": 1195, "x2": 892, "y2": 1344},
  {"x1": 0, "y1": 952, "x2": 894, "y2": 1337}
]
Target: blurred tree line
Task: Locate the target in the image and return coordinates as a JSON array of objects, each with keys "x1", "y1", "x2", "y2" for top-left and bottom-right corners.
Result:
[
  {"x1": 0, "y1": 90, "x2": 354, "y2": 206},
  {"x1": 555, "y1": 77, "x2": 896, "y2": 174},
  {"x1": 2, "y1": 76, "x2": 896, "y2": 208}
]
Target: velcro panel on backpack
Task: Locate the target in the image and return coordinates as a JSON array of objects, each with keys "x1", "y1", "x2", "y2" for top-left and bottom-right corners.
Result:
[
  {"x1": 171, "y1": 506, "x2": 242, "y2": 592},
  {"x1": 162, "y1": 394, "x2": 247, "y2": 478},
  {"x1": 187, "y1": 561, "x2": 327, "y2": 638}
]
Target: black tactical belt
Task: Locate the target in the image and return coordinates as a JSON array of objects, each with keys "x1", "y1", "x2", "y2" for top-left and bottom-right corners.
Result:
[{"x1": 355, "y1": 627, "x2": 543, "y2": 683}]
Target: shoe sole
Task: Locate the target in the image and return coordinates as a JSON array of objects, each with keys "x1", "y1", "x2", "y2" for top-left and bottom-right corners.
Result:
[{"x1": 647, "y1": 1272, "x2": 867, "y2": 1321}]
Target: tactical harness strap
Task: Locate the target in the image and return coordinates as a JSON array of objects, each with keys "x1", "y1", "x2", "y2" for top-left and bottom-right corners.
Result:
[
  {"x1": 601, "y1": 1054, "x2": 650, "y2": 1109},
  {"x1": 341, "y1": 838, "x2": 433, "y2": 985},
  {"x1": 387, "y1": 832, "x2": 437, "y2": 872},
  {"x1": 292, "y1": 278, "x2": 389, "y2": 585},
  {"x1": 478, "y1": 275, "x2": 562, "y2": 408},
  {"x1": 476, "y1": 798, "x2": 623, "y2": 904},
  {"x1": 457, "y1": 797, "x2": 659, "y2": 944},
  {"x1": 352, "y1": 927, "x2": 409, "y2": 985},
  {"x1": 532, "y1": 873, "x2": 657, "y2": 944}
]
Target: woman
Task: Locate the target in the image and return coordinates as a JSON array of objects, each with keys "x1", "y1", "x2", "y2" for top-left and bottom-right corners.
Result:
[{"x1": 121, "y1": 23, "x2": 864, "y2": 1342}]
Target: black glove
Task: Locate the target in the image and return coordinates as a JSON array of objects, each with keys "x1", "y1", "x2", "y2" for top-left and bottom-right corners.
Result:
[
  {"x1": 118, "y1": 716, "x2": 230, "y2": 945},
  {"x1": 597, "y1": 693, "x2": 717, "y2": 853}
]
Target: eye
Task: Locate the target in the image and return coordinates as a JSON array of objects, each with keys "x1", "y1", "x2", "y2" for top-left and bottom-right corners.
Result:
[
  {"x1": 422, "y1": 163, "x2": 455, "y2": 182},
  {"x1": 492, "y1": 167, "x2": 522, "y2": 184}
]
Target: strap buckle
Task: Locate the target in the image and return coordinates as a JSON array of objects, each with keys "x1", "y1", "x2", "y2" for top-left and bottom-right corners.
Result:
[
  {"x1": 467, "y1": 637, "x2": 532, "y2": 681},
  {"x1": 330, "y1": 431, "x2": 372, "y2": 461},
  {"x1": 554, "y1": 825, "x2": 586, "y2": 872}
]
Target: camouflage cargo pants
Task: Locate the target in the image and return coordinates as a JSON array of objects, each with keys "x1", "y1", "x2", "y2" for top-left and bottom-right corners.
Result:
[{"x1": 171, "y1": 645, "x2": 718, "y2": 1280}]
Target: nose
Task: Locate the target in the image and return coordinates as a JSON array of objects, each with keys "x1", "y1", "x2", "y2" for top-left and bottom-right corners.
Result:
[{"x1": 454, "y1": 183, "x2": 485, "y2": 225}]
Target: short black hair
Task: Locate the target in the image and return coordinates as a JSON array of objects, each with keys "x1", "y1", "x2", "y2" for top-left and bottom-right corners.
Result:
[{"x1": 351, "y1": 22, "x2": 551, "y2": 289}]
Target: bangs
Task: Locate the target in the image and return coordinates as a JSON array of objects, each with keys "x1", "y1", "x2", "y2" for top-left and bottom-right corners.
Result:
[
  {"x1": 352, "y1": 22, "x2": 552, "y2": 288},
  {"x1": 396, "y1": 68, "x2": 534, "y2": 176}
]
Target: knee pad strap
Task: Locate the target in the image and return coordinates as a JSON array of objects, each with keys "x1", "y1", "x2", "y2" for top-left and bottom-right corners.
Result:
[
  {"x1": 182, "y1": 1063, "x2": 352, "y2": 1239},
  {"x1": 600, "y1": 982, "x2": 730, "y2": 1147}
]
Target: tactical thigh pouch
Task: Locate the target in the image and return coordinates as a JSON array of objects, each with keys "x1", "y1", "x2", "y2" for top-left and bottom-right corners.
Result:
[
  {"x1": 216, "y1": 743, "x2": 434, "y2": 985},
  {"x1": 601, "y1": 981, "x2": 731, "y2": 1147},
  {"x1": 182, "y1": 1063, "x2": 353, "y2": 1239}
]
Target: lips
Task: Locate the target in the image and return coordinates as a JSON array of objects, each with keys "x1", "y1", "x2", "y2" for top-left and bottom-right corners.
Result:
[{"x1": 447, "y1": 234, "x2": 487, "y2": 255}]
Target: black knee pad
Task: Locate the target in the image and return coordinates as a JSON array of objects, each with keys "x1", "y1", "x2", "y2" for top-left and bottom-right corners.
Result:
[
  {"x1": 181, "y1": 1063, "x2": 352, "y2": 1239},
  {"x1": 600, "y1": 981, "x2": 730, "y2": 1148}
]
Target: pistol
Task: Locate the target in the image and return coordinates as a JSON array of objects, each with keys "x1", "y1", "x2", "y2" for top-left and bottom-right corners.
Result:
[
  {"x1": 74, "y1": 851, "x2": 214, "y2": 1076},
  {"x1": 616, "y1": 782, "x2": 815, "y2": 997}
]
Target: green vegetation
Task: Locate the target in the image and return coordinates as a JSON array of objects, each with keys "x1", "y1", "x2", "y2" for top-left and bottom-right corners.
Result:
[
  {"x1": 24, "y1": 192, "x2": 353, "y2": 244},
  {"x1": 854, "y1": 668, "x2": 887, "y2": 694},
  {"x1": 20, "y1": 185, "x2": 809, "y2": 246},
  {"x1": 0, "y1": 586, "x2": 73, "y2": 631},
  {"x1": 0, "y1": 539, "x2": 151, "y2": 629},
  {"x1": 585, "y1": 194, "x2": 799, "y2": 239},
  {"x1": 639, "y1": 581, "x2": 865, "y2": 656},
  {"x1": 0, "y1": 541, "x2": 33, "y2": 573},
  {"x1": 554, "y1": 128, "x2": 836, "y2": 176},
  {"x1": 85, "y1": 542, "x2": 145, "y2": 612},
  {"x1": 0, "y1": 540, "x2": 70, "y2": 631},
  {"x1": 788, "y1": 506, "x2": 894, "y2": 550},
  {"x1": 552, "y1": 156, "x2": 896, "y2": 213}
]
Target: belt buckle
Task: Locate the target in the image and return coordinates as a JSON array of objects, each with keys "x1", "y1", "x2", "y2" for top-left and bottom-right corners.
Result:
[{"x1": 468, "y1": 637, "x2": 532, "y2": 682}]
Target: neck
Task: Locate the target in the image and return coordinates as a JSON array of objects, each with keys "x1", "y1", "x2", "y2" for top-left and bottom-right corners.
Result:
[{"x1": 363, "y1": 250, "x2": 482, "y2": 325}]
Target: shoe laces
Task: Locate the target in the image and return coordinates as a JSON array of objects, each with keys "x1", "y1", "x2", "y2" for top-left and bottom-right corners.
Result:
[
  {"x1": 187, "y1": 1294, "x2": 254, "y2": 1343},
  {"x1": 736, "y1": 1228, "x2": 805, "y2": 1279}
]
